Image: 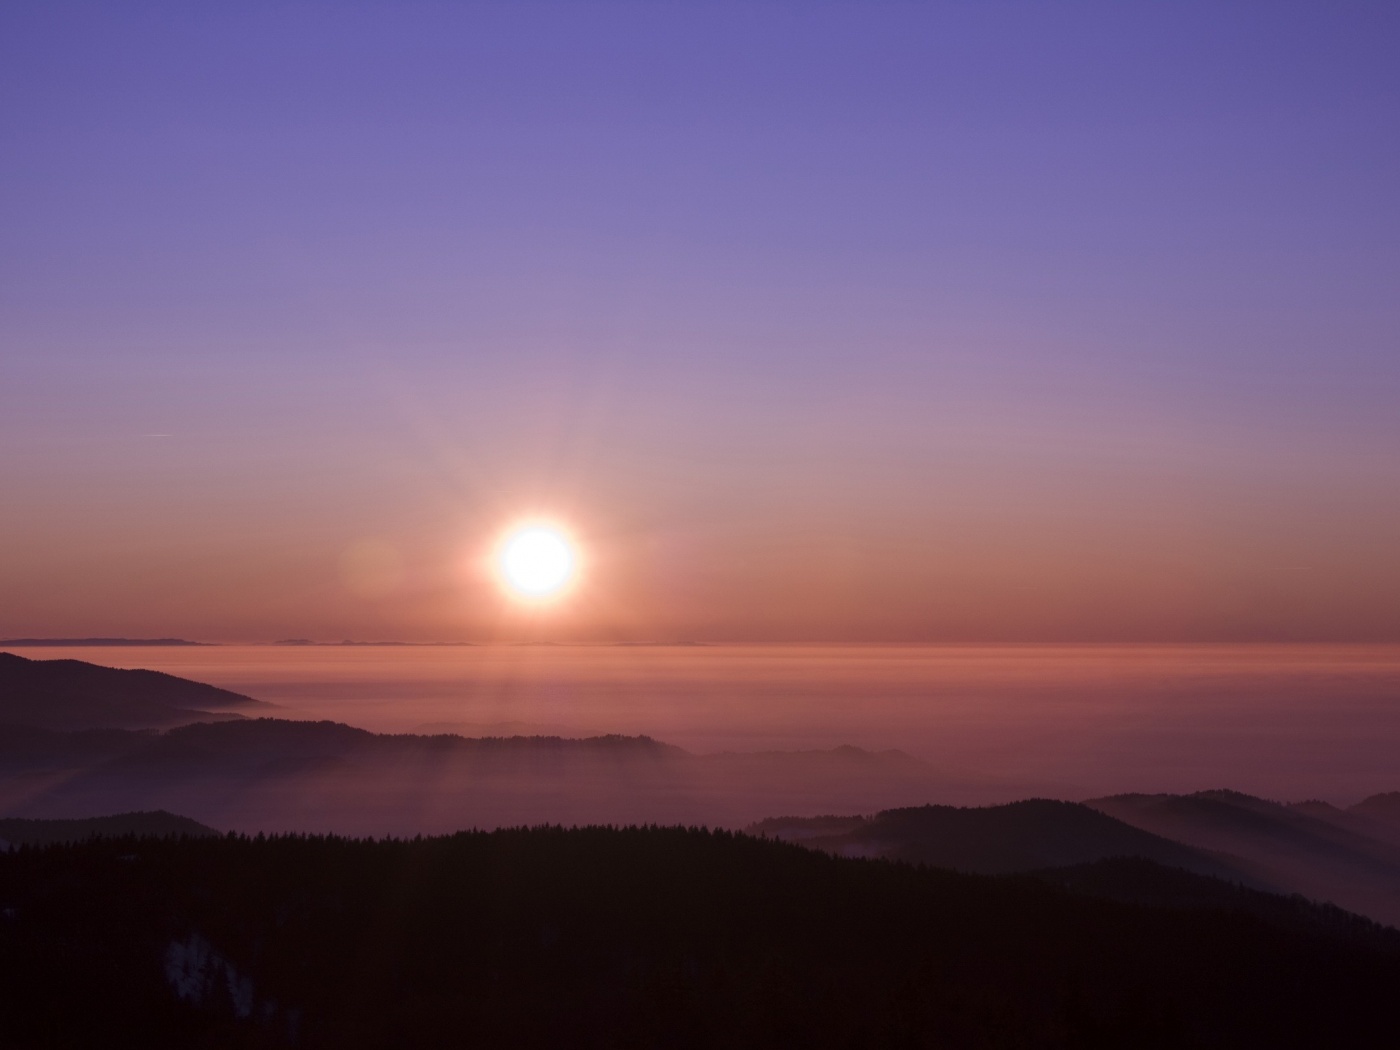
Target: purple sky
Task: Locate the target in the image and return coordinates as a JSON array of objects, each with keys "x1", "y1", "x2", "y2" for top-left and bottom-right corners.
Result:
[{"x1": 3, "y1": 2, "x2": 1398, "y2": 641}]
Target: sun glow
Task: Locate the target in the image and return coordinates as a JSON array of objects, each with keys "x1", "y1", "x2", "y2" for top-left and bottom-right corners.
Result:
[{"x1": 496, "y1": 523, "x2": 578, "y2": 600}]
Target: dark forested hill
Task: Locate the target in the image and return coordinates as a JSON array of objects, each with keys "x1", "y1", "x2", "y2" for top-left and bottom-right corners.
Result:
[
  {"x1": 1087, "y1": 790, "x2": 1400, "y2": 928},
  {"x1": 749, "y1": 800, "x2": 1253, "y2": 884},
  {"x1": 0, "y1": 810, "x2": 217, "y2": 847},
  {"x1": 1, "y1": 828, "x2": 1398, "y2": 1049},
  {"x1": 0, "y1": 652, "x2": 271, "y2": 730}
]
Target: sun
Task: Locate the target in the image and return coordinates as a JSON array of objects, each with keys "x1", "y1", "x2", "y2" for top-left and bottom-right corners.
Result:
[{"x1": 496, "y1": 523, "x2": 578, "y2": 600}]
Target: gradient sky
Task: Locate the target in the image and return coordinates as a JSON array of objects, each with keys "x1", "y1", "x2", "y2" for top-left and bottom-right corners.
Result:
[{"x1": 3, "y1": 1, "x2": 1398, "y2": 642}]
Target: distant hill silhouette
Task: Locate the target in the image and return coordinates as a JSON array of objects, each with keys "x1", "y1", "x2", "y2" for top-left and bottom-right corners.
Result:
[
  {"x1": 752, "y1": 796, "x2": 1400, "y2": 929},
  {"x1": 750, "y1": 799, "x2": 1252, "y2": 884},
  {"x1": 2, "y1": 828, "x2": 1398, "y2": 1048},
  {"x1": 0, "y1": 723, "x2": 157, "y2": 772},
  {"x1": 1351, "y1": 791, "x2": 1400, "y2": 821},
  {"x1": 1088, "y1": 789, "x2": 1400, "y2": 927},
  {"x1": 0, "y1": 717, "x2": 953, "y2": 834},
  {"x1": 0, "y1": 652, "x2": 271, "y2": 730},
  {"x1": 1338, "y1": 792, "x2": 1400, "y2": 846},
  {"x1": 0, "y1": 638, "x2": 204, "y2": 646},
  {"x1": 412, "y1": 719, "x2": 578, "y2": 736},
  {"x1": 0, "y1": 810, "x2": 217, "y2": 848}
]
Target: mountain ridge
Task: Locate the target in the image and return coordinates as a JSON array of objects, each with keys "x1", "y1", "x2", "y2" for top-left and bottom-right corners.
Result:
[
  {"x1": 0, "y1": 652, "x2": 271, "y2": 730},
  {"x1": 0, "y1": 716, "x2": 951, "y2": 836},
  {"x1": 1087, "y1": 789, "x2": 1400, "y2": 927},
  {"x1": 749, "y1": 798, "x2": 1257, "y2": 885},
  {"x1": 0, "y1": 638, "x2": 205, "y2": 647}
]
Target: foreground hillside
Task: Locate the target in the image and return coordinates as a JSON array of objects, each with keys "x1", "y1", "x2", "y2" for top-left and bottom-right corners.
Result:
[{"x1": 3, "y1": 828, "x2": 1399, "y2": 1049}]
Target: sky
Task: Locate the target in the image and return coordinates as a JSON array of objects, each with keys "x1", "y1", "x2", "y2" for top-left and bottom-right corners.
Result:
[{"x1": 2, "y1": 1, "x2": 1398, "y2": 642}]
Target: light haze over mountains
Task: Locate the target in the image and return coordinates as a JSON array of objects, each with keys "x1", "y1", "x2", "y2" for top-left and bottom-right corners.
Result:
[{"x1": 6, "y1": 650, "x2": 1400, "y2": 929}]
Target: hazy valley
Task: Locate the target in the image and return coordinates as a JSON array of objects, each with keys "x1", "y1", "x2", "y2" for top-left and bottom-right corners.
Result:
[{"x1": 6, "y1": 650, "x2": 1400, "y2": 931}]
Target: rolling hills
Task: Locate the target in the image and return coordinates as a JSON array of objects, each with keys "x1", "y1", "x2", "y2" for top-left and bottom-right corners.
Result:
[{"x1": 4, "y1": 654, "x2": 1399, "y2": 929}]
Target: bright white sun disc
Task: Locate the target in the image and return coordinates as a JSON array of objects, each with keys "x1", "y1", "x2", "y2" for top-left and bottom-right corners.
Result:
[{"x1": 499, "y1": 526, "x2": 575, "y2": 597}]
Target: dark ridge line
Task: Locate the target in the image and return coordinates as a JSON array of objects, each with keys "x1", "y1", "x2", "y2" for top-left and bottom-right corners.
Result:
[{"x1": 0, "y1": 638, "x2": 208, "y2": 647}]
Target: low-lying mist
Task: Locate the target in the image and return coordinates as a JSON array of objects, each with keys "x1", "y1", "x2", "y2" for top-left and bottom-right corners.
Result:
[{"x1": 9, "y1": 642, "x2": 1400, "y2": 803}]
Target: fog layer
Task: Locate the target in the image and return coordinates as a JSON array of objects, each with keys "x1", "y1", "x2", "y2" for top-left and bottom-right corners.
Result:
[{"x1": 9, "y1": 643, "x2": 1398, "y2": 803}]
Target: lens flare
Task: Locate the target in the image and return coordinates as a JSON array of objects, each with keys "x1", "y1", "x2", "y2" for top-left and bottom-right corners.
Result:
[{"x1": 497, "y1": 524, "x2": 576, "y2": 599}]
